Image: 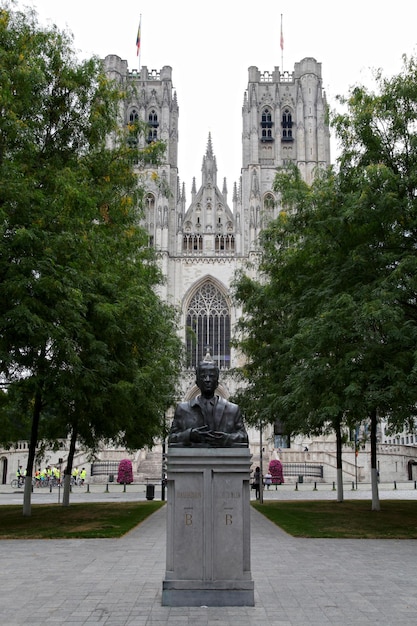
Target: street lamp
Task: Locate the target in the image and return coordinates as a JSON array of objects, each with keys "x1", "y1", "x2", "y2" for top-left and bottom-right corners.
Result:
[
  {"x1": 161, "y1": 413, "x2": 169, "y2": 501},
  {"x1": 259, "y1": 420, "x2": 264, "y2": 504},
  {"x1": 355, "y1": 427, "x2": 358, "y2": 490}
]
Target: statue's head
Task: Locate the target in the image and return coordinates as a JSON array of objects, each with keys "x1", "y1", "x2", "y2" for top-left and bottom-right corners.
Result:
[{"x1": 196, "y1": 349, "x2": 219, "y2": 396}]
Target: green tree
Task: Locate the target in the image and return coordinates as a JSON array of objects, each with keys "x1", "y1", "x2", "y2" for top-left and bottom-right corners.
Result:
[
  {"x1": 233, "y1": 167, "x2": 360, "y2": 503},
  {"x1": 0, "y1": 5, "x2": 182, "y2": 514},
  {"x1": 330, "y1": 55, "x2": 417, "y2": 508},
  {"x1": 233, "y1": 55, "x2": 417, "y2": 510}
]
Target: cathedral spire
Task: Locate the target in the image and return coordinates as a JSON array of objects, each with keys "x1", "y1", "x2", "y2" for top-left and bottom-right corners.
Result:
[
  {"x1": 222, "y1": 177, "x2": 227, "y2": 203},
  {"x1": 201, "y1": 133, "x2": 217, "y2": 187},
  {"x1": 206, "y1": 132, "x2": 214, "y2": 159}
]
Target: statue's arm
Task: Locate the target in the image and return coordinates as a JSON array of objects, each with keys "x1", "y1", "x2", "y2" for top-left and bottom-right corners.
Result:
[
  {"x1": 228, "y1": 407, "x2": 249, "y2": 445},
  {"x1": 168, "y1": 405, "x2": 193, "y2": 446},
  {"x1": 213, "y1": 404, "x2": 248, "y2": 446}
]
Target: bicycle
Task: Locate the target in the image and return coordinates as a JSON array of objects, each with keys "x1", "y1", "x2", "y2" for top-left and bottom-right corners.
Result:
[
  {"x1": 11, "y1": 478, "x2": 24, "y2": 489},
  {"x1": 38, "y1": 476, "x2": 61, "y2": 488},
  {"x1": 11, "y1": 477, "x2": 36, "y2": 488}
]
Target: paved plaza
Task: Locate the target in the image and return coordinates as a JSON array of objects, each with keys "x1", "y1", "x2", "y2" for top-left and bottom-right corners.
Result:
[{"x1": 0, "y1": 485, "x2": 416, "y2": 625}]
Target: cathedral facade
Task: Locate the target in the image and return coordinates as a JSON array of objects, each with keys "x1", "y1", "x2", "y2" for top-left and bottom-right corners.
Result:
[{"x1": 103, "y1": 53, "x2": 331, "y2": 427}]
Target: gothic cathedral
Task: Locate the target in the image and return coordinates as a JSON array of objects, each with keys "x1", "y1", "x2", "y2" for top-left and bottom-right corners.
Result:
[{"x1": 103, "y1": 54, "x2": 331, "y2": 423}]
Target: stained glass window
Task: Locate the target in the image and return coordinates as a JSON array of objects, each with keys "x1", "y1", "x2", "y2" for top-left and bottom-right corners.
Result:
[{"x1": 186, "y1": 282, "x2": 230, "y2": 369}]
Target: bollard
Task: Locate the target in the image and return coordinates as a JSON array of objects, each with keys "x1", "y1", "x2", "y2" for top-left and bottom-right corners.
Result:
[
  {"x1": 414, "y1": 481, "x2": 416, "y2": 490},
  {"x1": 352, "y1": 481, "x2": 355, "y2": 490},
  {"x1": 87, "y1": 483, "x2": 90, "y2": 493},
  {"x1": 123, "y1": 483, "x2": 126, "y2": 493},
  {"x1": 295, "y1": 481, "x2": 298, "y2": 491},
  {"x1": 332, "y1": 481, "x2": 336, "y2": 491},
  {"x1": 105, "y1": 482, "x2": 109, "y2": 493},
  {"x1": 394, "y1": 480, "x2": 397, "y2": 490},
  {"x1": 313, "y1": 482, "x2": 317, "y2": 491}
]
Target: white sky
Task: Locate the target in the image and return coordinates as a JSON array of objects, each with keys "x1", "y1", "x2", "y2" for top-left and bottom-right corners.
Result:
[{"x1": 17, "y1": 0, "x2": 417, "y2": 197}]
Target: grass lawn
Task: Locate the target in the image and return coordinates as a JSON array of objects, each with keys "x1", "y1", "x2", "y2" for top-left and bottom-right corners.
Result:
[
  {"x1": 252, "y1": 500, "x2": 417, "y2": 539},
  {"x1": 0, "y1": 501, "x2": 165, "y2": 539},
  {"x1": 2, "y1": 499, "x2": 416, "y2": 540}
]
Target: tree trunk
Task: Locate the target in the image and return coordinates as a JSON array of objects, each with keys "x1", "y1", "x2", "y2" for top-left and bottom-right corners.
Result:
[
  {"x1": 370, "y1": 407, "x2": 380, "y2": 511},
  {"x1": 335, "y1": 416, "x2": 344, "y2": 502},
  {"x1": 62, "y1": 473, "x2": 71, "y2": 506},
  {"x1": 23, "y1": 388, "x2": 42, "y2": 517},
  {"x1": 62, "y1": 423, "x2": 78, "y2": 506}
]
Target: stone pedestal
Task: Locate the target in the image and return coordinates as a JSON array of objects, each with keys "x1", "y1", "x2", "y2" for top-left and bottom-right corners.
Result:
[{"x1": 162, "y1": 448, "x2": 254, "y2": 607}]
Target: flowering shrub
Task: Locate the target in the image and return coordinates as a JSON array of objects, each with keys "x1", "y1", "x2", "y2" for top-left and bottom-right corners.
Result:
[
  {"x1": 268, "y1": 459, "x2": 284, "y2": 484},
  {"x1": 117, "y1": 459, "x2": 134, "y2": 484}
]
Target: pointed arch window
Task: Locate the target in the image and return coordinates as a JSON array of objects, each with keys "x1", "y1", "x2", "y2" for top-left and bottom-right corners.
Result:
[
  {"x1": 129, "y1": 109, "x2": 139, "y2": 123},
  {"x1": 262, "y1": 193, "x2": 275, "y2": 227},
  {"x1": 145, "y1": 193, "x2": 156, "y2": 211},
  {"x1": 144, "y1": 193, "x2": 156, "y2": 246},
  {"x1": 127, "y1": 109, "x2": 139, "y2": 161},
  {"x1": 260, "y1": 107, "x2": 274, "y2": 142},
  {"x1": 186, "y1": 282, "x2": 231, "y2": 369},
  {"x1": 147, "y1": 128, "x2": 158, "y2": 143},
  {"x1": 282, "y1": 108, "x2": 293, "y2": 141},
  {"x1": 147, "y1": 109, "x2": 159, "y2": 143},
  {"x1": 148, "y1": 109, "x2": 159, "y2": 126}
]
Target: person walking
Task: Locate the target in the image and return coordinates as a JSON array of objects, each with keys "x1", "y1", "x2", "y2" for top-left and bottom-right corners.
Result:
[
  {"x1": 80, "y1": 468, "x2": 87, "y2": 485},
  {"x1": 253, "y1": 466, "x2": 261, "y2": 500}
]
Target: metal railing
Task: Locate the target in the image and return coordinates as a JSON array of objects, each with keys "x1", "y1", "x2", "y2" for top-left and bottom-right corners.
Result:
[
  {"x1": 282, "y1": 463, "x2": 323, "y2": 478},
  {"x1": 90, "y1": 462, "x2": 120, "y2": 476}
]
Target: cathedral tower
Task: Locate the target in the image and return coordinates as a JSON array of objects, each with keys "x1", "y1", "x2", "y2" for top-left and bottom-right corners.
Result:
[
  {"x1": 240, "y1": 57, "x2": 331, "y2": 251},
  {"x1": 103, "y1": 56, "x2": 180, "y2": 276}
]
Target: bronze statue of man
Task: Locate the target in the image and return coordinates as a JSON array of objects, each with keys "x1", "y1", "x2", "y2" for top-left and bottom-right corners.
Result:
[{"x1": 168, "y1": 356, "x2": 248, "y2": 447}]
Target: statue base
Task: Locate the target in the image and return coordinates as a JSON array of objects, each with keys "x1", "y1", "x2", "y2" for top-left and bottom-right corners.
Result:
[{"x1": 162, "y1": 448, "x2": 254, "y2": 607}]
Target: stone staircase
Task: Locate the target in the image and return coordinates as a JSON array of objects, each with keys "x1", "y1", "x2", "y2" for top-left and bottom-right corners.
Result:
[{"x1": 135, "y1": 445, "x2": 163, "y2": 483}]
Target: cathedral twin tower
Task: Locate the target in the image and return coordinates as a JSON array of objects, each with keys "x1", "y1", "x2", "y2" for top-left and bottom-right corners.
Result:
[{"x1": 104, "y1": 53, "x2": 331, "y2": 400}]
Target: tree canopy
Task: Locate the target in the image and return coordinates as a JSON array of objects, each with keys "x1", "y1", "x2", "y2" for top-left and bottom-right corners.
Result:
[{"x1": 0, "y1": 5, "x2": 183, "y2": 512}]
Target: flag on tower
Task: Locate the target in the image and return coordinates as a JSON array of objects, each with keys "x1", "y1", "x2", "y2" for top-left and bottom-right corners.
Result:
[
  {"x1": 136, "y1": 17, "x2": 141, "y2": 56},
  {"x1": 280, "y1": 14, "x2": 284, "y2": 51}
]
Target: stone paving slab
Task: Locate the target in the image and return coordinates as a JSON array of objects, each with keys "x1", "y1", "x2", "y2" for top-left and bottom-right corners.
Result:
[{"x1": 0, "y1": 500, "x2": 416, "y2": 625}]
